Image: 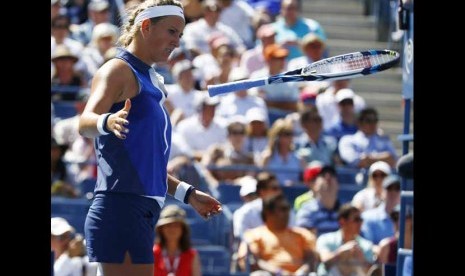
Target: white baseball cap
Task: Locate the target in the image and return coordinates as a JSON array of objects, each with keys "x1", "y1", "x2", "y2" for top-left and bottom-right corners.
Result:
[{"x1": 51, "y1": 217, "x2": 75, "y2": 236}]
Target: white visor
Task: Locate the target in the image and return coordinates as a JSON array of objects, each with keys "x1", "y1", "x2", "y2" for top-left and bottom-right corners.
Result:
[{"x1": 135, "y1": 5, "x2": 185, "y2": 25}]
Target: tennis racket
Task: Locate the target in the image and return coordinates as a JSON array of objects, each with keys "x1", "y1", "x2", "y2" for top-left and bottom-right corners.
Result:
[{"x1": 207, "y1": 49, "x2": 400, "y2": 97}]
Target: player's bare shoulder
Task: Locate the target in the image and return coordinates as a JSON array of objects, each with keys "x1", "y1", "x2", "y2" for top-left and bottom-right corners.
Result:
[{"x1": 92, "y1": 58, "x2": 138, "y2": 101}]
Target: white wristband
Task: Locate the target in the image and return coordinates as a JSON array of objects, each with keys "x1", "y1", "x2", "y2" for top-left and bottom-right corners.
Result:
[
  {"x1": 174, "y1": 181, "x2": 193, "y2": 203},
  {"x1": 97, "y1": 113, "x2": 111, "y2": 135}
]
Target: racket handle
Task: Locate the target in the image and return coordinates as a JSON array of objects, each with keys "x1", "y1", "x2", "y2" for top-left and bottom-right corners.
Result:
[{"x1": 208, "y1": 78, "x2": 268, "y2": 97}]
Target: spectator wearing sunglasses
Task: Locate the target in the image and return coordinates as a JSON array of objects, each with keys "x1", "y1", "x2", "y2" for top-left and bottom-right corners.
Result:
[
  {"x1": 237, "y1": 193, "x2": 318, "y2": 275},
  {"x1": 352, "y1": 161, "x2": 391, "y2": 212},
  {"x1": 360, "y1": 174, "x2": 402, "y2": 245},
  {"x1": 316, "y1": 203, "x2": 375, "y2": 276},
  {"x1": 338, "y1": 107, "x2": 397, "y2": 169}
]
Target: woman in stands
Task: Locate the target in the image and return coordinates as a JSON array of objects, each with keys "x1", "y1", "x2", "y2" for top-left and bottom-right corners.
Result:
[
  {"x1": 78, "y1": 1, "x2": 221, "y2": 275},
  {"x1": 153, "y1": 205, "x2": 201, "y2": 276}
]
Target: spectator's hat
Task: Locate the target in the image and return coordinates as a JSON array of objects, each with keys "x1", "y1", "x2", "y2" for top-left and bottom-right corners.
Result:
[
  {"x1": 171, "y1": 59, "x2": 195, "y2": 79},
  {"x1": 382, "y1": 174, "x2": 401, "y2": 189},
  {"x1": 89, "y1": 0, "x2": 110, "y2": 11},
  {"x1": 256, "y1": 24, "x2": 276, "y2": 39},
  {"x1": 91, "y1": 23, "x2": 119, "y2": 43},
  {"x1": 51, "y1": 217, "x2": 75, "y2": 236},
  {"x1": 52, "y1": 45, "x2": 78, "y2": 63},
  {"x1": 51, "y1": 0, "x2": 59, "y2": 5},
  {"x1": 156, "y1": 205, "x2": 187, "y2": 228},
  {"x1": 238, "y1": 175, "x2": 257, "y2": 197},
  {"x1": 245, "y1": 107, "x2": 267, "y2": 124},
  {"x1": 300, "y1": 86, "x2": 319, "y2": 104},
  {"x1": 368, "y1": 161, "x2": 391, "y2": 176},
  {"x1": 301, "y1": 33, "x2": 325, "y2": 48},
  {"x1": 195, "y1": 93, "x2": 220, "y2": 110},
  {"x1": 303, "y1": 161, "x2": 324, "y2": 182},
  {"x1": 263, "y1": 44, "x2": 288, "y2": 61},
  {"x1": 335, "y1": 88, "x2": 355, "y2": 103},
  {"x1": 229, "y1": 67, "x2": 249, "y2": 82},
  {"x1": 202, "y1": 0, "x2": 221, "y2": 11}
]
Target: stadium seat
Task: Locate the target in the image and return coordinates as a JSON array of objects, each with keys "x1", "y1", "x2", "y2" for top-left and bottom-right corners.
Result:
[
  {"x1": 338, "y1": 184, "x2": 363, "y2": 204},
  {"x1": 51, "y1": 197, "x2": 92, "y2": 235},
  {"x1": 195, "y1": 245, "x2": 231, "y2": 276},
  {"x1": 52, "y1": 101, "x2": 77, "y2": 121},
  {"x1": 217, "y1": 184, "x2": 242, "y2": 204},
  {"x1": 335, "y1": 166, "x2": 365, "y2": 185},
  {"x1": 281, "y1": 185, "x2": 308, "y2": 204}
]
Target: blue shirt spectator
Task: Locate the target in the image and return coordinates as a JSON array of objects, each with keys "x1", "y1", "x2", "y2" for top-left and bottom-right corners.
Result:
[{"x1": 361, "y1": 203, "x2": 395, "y2": 244}]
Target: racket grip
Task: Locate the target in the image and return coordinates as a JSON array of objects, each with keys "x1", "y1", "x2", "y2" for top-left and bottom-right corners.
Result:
[{"x1": 208, "y1": 78, "x2": 267, "y2": 97}]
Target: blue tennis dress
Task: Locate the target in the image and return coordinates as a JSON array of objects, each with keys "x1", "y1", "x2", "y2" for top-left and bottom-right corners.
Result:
[{"x1": 85, "y1": 48, "x2": 171, "y2": 264}]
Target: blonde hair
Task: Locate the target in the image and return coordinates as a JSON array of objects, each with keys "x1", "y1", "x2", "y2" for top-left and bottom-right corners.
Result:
[
  {"x1": 119, "y1": 0, "x2": 183, "y2": 47},
  {"x1": 265, "y1": 118, "x2": 295, "y2": 154}
]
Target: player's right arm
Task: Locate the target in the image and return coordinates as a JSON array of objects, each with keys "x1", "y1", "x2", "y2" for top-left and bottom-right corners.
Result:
[{"x1": 79, "y1": 60, "x2": 134, "y2": 139}]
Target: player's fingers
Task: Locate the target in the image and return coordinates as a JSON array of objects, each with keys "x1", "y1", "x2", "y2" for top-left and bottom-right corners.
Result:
[{"x1": 114, "y1": 129, "x2": 126, "y2": 140}]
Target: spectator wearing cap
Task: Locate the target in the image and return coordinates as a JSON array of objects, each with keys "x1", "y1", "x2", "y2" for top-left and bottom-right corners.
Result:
[
  {"x1": 249, "y1": 43, "x2": 300, "y2": 111},
  {"x1": 284, "y1": 84, "x2": 321, "y2": 138},
  {"x1": 216, "y1": 67, "x2": 268, "y2": 121},
  {"x1": 360, "y1": 174, "x2": 401, "y2": 245},
  {"x1": 325, "y1": 88, "x2": 359, "y2": 142},
  {"x1": 260, "y1": 118, "x2": 306, "y2": 186},
  {"x1": 51, "y1": 217, "x2": 83, "y2": 276},
  {"x1": 236, "y1": 175, "x2": 258, "y2": 203},
  {"x1": 360, "y1": 174, "x2": 401, "y2": 243},
  {"x1": 295, "y1": 165, "x2": 342, "y2": 236},
  {"x1": 243, "y1": 107, "x2": 270, "y2": 164},
  {"x1": 239, "y1": 23, "x2": 276, "y2": 76},
  {"x1": 272, "y1": 0, "x2": 326, "y2": 61},
  {"x1": 352, "y1": 161, "x2": 391, "y2": 212},
  {"x1": 293, "y1": 161, "x2": 323, "y2": 212},
  {"x1": 316, "y1": 204, "x2": 375, "y2": 276},
  {"x1": 51, "y1": 44, "x2": 87, "y2": 101},
  {"x1": 71, "y1": 0, "x2": 114, "y2": 46},
  {"x1": 287, "y1": 33, "x2": 326, "y2": 72},
  {"x1": 316, "y1": 80, "x2": 366, "y2": 131},
  {"x1": 175, "y1": 94, "x2": 227, "y2": 161},
  {"x1": 294, "y1": 107, "x2": 339, "y2": 166},
  {"x1": 153, "y1": 205, "x2": 202, "y2": 276},
  {"x1": 201, "y1": 120, "x2": 255, "y2": 185},
  {"x1": 192, "y1": 34, "x2": 239, "y2": 90},
  {"x1": 232, "y1": 172, "x2": 284, "y2": 240},
  {"x1": 338, "y1": 107, "x2": 398, "y2": 169},
  {"x1": 181, "y1": 0, "x2": 246, "y2": 57},
  {"x1": 51, "y1": 15, "x2": 86, "y2": 80},
  {"x1": 217, "y1": 0, "x2": 255, "y2": 48},
  {"x1": 165, "y1": 59, "x2": 203, "y2": 125},
  {"x1": 80, "y1": 22, "x2": 119, "y2": 81}
]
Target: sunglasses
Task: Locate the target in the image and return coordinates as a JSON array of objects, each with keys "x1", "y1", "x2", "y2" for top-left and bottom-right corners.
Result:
[
  {"x1": 372, "y1": 173, "x2": 387, "y2": 179},
  {"x1": 350, "y1": 216, "x2": 363, "y2": 223},
  {"x1": 229, "y1": 131, "x2": 245, "y2": 135},
  {"x1": 387, "y1": 184, "x2": 401, "y2": 192}
]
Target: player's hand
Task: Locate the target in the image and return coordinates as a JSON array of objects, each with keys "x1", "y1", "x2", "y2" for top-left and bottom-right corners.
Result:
[
  {"x1": 188, "y1": 189, "x2": 222, "y2": 220},
  {"x1": 108, "y1": 99, "x2": 131, "y2": 139}
]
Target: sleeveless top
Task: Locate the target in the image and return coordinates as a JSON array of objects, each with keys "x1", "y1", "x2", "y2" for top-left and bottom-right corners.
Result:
[
  {"x1": 94, "y1": 48, "x2": 172, "y2": 207},
  {"x1": 153, "y1": 244, "x2": 197, "y2": 276}
]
